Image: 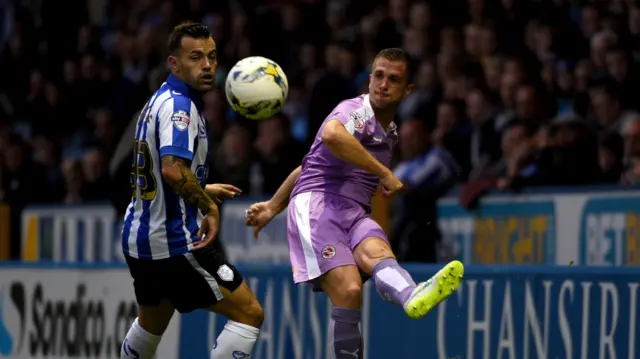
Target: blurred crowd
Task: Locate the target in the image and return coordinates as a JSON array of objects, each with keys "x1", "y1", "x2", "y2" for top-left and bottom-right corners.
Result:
[{"x1": 2, "y1": 0, "x2": 640, "y2": 258}]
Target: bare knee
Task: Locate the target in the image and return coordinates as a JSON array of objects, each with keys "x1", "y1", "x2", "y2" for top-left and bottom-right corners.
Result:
[
  {"x1": 244, "y1": 300, "x2": 265, "y2": 328},
  {"x1": 354, "y1": 237, "x2": 395, "y2": 274},
  {"x1": 229, "y1": 298, "x2": 264, "y2": 328},
  {"x1": 208, "y1": 281, "x2": 264, "y2": 329},
  {"x1": 333, "y1": 282, "x2": 363, "y2": 308},
  {"x1": 321, "y1": 266, "x2": 364, "y2": 309}
]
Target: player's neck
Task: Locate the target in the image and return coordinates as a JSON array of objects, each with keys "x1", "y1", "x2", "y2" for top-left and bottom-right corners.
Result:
[
  {"x1": 372, "y1": 107, "x2": 396, "y2": 130},
  {"x1": 367, "y1": 96, "x2": 396, "y2": 129},
  {"x1": 170, "y1": 72, "x2": 202, "y2": 96}
]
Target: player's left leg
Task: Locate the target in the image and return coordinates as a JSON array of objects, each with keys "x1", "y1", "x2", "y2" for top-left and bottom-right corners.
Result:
[
  {"x1": 171, "y1": 248, "x2": 263, "y2": 359},
  {"x1": 350, "y1": 221, "x2": 464, "y2": 319},
  {"x1": 204, "y1": 281, "x2": 264, "y2": 359}
]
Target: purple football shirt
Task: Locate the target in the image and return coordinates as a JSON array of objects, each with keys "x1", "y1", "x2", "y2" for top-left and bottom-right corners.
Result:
[{"x1": 291, "y1": 94, "x2": 398, "y2": 209}]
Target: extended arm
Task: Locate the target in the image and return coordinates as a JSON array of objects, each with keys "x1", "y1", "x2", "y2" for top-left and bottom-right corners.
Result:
[
  {"x1": 246, "y1": 165, "x2": 301, "y2": 237},
  {"x1": 268, "y1": 165, "x2": 301, "y2": 214},
  {"x1": 321, "y1": 119, "x2": 391, "y2": 178},
  {"x1": 161, "y1": 155, "x2": 219, "y2": 216},
  {"x1": 155, "y1": 95, "x2": 221, "y2": 246}
]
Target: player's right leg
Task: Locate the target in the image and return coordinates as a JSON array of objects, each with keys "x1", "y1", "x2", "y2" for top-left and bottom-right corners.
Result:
[
  {"x1": 287, "y1": 192, "x2": 365, "y2": 359},
  {"x1": 320, "y1": 265, "x2": 366, "y2": 359},
  {"x1": 121, "y1": 301, "x2": 174, "y2": 359},
  {"x1": 121, "y1": 255, "x2": 175, "y2": 359}
]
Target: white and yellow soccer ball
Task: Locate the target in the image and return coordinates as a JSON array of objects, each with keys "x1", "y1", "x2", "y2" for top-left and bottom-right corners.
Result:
[{"x1": 224, "y1": 56, "x2": 289, "y2": 120}]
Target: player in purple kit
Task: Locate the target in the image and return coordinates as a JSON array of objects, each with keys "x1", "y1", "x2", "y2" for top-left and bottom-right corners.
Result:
[{"x1": 245, "y1": 48, "x2": 464, "y2": 359}]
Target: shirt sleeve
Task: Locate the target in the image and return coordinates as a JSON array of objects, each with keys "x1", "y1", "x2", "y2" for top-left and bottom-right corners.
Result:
[
  {"x1": 157, "y1": 96, "x2": 198, "y2": 161},
  {"x1": 331, "y1": 109, "x2": 367, "y2": 141}
]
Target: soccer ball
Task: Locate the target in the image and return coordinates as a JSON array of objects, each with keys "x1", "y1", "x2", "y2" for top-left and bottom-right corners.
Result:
[{"x1": 225, "y1": 56, "x2": 289, "y2": 120}]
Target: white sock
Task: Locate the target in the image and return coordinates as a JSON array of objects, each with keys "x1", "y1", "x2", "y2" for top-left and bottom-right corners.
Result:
[
  {"x1": 120, "y1": 318, "x2": 162, "y2": 359},
  {"x1": 210, "y1": 320, "x2": 260, "y2": 359}
]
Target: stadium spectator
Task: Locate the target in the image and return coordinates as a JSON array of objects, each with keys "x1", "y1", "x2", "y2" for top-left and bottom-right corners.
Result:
[
  {"x1": 622, "y1": 116, "x2": 640, "y2": 163},
  {"x1": 253, "y1": 113, "x2": 305, "y2": 195},
  {"x1": 391, "y1": 118, "x2": 458, "y2": 263},
  {"x1": 598, "y1": 131, "x2": 625, "y2": 183},
  {"x1": 2, "y1": 0, "x2": 640, "y2": 259}
]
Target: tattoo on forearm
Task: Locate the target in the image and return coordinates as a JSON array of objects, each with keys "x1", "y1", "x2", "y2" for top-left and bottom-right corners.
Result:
[{"x1": 162, "y1": 156, "x2": 215, "y2": 214}]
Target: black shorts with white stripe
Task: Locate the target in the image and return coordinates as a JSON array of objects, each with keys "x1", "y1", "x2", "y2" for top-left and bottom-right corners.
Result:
[{"x1": 124, "y1": 246, "x2": 244, "y2": 313}]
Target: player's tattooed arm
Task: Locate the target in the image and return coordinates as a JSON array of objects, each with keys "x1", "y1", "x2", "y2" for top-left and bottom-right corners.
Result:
[{"x1": 161, "y1": 155, "x2": 219, "y2": 215}]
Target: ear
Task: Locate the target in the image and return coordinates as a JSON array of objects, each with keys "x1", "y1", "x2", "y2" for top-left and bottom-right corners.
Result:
[
  {"x1": 405, "y1": 83, "x2": 415, "y2": 96},
  {"x1": 168, "y1": 55, "x2": 179, "y2": 73}
]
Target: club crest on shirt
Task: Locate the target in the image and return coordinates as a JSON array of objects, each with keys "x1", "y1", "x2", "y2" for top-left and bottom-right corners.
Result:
[
  {"x1": 349, "y1": 110, "x2": 366, "y2": 132},
  {"x1": 171, "y1": 110, "x2": 190, "y2": 131},
  {"x1": 322, "y1": 245, "x2": 336, "y2": 259}
]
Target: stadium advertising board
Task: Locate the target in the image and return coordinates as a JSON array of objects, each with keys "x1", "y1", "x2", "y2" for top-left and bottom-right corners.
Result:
[
  {"x1": 219, "y1": 202, "x2": 289, "y2": 264},
  {"x1": 1, "y1": 264, "x2": 638, "y2": 359},
  {"x1": 0, "y1": 266, "x2": 179, "y2": 359},
  {"x1": 577, "y1": 195, "x2": 640, "y2": 266},
  {"x1": 21, "y1": 206, "x2": 123, "y2": 263},
  {"x1": 438, "y1": 188, "x2": 640, "y2": 266},
  {"x1": 20, "y1": 187, "x2": 640, "y2": 266},
  {"x1": 438, "y1": 198, "x2": 556, "y2": 265},
  {"x1": 181, "y1": 265, "x2": 640, "y2": 359}
]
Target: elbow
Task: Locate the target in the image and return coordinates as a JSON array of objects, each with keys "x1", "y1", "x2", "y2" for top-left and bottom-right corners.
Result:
[
  {"x1": 321, "y1": 121, "x2": 340, "y2": 145},
  {"x1": 161, "y1": 166, "x2": 178, "y2": 183}
]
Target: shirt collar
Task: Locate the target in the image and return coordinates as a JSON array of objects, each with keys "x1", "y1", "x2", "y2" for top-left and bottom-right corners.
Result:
[
  {"x1": 166, "y1": 74, "x2": 204, "y2": 110},
  {"x1": 363, "y1": 93, "x2": 397, "y2": 133}
]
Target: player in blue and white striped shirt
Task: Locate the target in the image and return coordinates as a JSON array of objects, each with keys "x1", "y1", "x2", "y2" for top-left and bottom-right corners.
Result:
[{"x1": 120, "y1": 22, "x2": 263, "y2": 359}]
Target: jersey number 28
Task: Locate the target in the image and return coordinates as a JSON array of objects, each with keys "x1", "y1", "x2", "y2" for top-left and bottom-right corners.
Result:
[{"x1": 130, "y1": 140, "x2": 157, "y2": 200}]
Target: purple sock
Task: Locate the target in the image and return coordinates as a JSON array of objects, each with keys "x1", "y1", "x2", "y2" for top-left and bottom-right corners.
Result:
[
  {"x1": 329, "y1": 307, "x2": 363, "y2": 359},
  {"x1": 371, "y1": 258, "x2": 417, "y2": 306}
]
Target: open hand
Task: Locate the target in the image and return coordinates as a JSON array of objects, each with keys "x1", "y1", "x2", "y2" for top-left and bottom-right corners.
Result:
[{"x1": 205, "y1": 184, "x2": 242, "y2": 204}]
